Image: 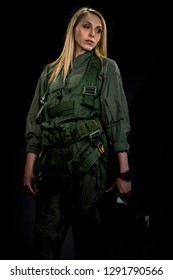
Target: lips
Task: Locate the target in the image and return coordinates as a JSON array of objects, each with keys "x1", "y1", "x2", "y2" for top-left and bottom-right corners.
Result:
[{"x1": 85, "y1": 40, "x2": 94, "y2": 45}]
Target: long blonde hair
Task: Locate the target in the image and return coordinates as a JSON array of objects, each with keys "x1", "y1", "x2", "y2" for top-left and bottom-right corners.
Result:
[{"x1": 47, "y1": 7, "x2": 107, "y2": 83}]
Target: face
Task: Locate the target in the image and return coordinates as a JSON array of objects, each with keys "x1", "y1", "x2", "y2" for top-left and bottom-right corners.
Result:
[{"x1": 74, "y1": 13, "x2": 102, "y2": 57}]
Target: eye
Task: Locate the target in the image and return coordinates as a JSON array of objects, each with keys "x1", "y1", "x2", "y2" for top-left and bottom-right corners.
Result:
[
  {"x1": 83, "y1": 24, "x2": 90, "y2": 29},
  {"x1": 96, "y1": 27, "x2": 102, "y2": 34}
]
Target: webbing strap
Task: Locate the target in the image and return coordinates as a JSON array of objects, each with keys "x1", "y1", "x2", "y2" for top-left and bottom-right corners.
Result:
[
  {"x1": 41, "y1": 118, "x2": 103, "y2": 146},
  {"x1": 67, "y1": 142, "x2": 90, "y2": 175},
  {"x1": 84, "y1": 56, "x2": 101, "y2": 88},
  {"x1": 83, "y1": 56, "x2": 101, "y2": 107},
  {"x1": 78, "y1": 146, "x2": 101, "y2": 174},
  {"x1": 67, "y1": 142, "x2": 101, "y2": 175},
  {"x1": 77, "y1": 120, "x2": 102, "y2": 139}
]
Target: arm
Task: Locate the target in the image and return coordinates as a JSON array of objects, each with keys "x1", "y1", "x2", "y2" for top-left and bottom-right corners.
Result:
[
  {"x1": 101, "y1": 59, "x2": 131, "y2": 194},
  {"x1": 23, "y1": 67, "x2": 49, "y2": 198}
]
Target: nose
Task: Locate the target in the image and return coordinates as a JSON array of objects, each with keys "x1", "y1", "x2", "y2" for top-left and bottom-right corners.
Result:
[{"x1": 89, "y1": 29, "x2": 95, "y2": 37}]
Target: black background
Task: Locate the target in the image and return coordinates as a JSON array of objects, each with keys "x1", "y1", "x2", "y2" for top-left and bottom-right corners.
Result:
[{"x1": 2, "y1": 0, "x2": 173, "y2": 259}]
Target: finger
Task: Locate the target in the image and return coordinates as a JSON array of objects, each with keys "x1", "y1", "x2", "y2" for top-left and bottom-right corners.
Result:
[
  {"x1": 24, "y1": 186, "x2": 38, "y2": 198},
  {"x1": 105, "y1": 187, "x2": 114, "y2": 192}
]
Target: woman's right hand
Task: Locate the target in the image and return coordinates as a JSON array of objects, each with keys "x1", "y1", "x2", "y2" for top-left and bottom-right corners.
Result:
[
  {"x1": 23, "y1": 169, "x2": 39, "y2": 198},
  {"x1": 23, "y1": 152, "x2": 39, "y2": 198}
]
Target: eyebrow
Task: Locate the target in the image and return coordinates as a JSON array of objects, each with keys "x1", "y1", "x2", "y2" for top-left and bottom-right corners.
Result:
[{"x1": 82, "y1": 20, "x2": 102, "y2": 28}]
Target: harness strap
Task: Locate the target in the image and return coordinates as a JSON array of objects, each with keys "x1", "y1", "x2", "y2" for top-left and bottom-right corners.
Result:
[
  {"x1": 77, "y1": 120, "x2": 102, "y2": 139},
  {"x1": 83, "y1": 56, "x2": 101, "y2": 108},
  {"x1": 84, "y1": 55, "x2": 101, "y2": 91},
  {"x1": 78, "y1": 147, "x2": 101, "y2": 174},
  {"x1": 41, "y1": 119, "x2": 103, "y2": 146},
  {"x1": 67, "y1": 142, "x2": 102, "y2": 175}
]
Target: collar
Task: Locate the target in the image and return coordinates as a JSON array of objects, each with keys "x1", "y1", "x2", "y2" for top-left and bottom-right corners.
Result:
[{"x1": 73, "y1": 51, "x2": 94, "y2": 68}]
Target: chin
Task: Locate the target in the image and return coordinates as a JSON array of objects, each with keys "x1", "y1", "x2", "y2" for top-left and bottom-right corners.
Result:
[{"x1": 84, "y1": 46, "x2": 94, "y2": 52}]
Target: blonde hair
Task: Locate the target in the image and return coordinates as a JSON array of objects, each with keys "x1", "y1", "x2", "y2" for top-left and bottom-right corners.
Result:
[{"x1": 47, "y1": 7, "x2": 107, "y2": 83}]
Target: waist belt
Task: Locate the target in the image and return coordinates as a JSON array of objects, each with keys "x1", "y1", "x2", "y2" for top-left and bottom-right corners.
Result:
[{"x1": 41, "y1": 119, "x2": 103, "y2": 146}]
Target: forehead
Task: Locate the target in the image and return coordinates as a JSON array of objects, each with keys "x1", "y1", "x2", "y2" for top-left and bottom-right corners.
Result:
[{"x1": 79, "y1": 13, "x2": 102, "y2": 26}]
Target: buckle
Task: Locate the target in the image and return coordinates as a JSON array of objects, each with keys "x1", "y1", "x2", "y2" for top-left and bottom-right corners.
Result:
[
  {"x1": 40, "y1": 94, "x2": 46, "y2": 105},
  {"x1": 89, "y1": 130, "x2": 102, "y2": 142},
  {"x1": 83, "y1": 84, "x2": 97, "y2": 96},
  {"x1": 97, "y1": 141, "x2": 105, "y2": 154}
]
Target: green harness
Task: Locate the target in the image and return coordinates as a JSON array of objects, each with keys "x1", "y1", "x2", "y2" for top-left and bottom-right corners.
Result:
[{"x1": 38, "y1": 55, "x2": 107, "y2": 175}]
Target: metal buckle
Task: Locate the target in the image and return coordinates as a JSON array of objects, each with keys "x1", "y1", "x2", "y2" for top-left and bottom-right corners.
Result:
[
  {"x1": 83, "y1": 84, "x2": 97, "y2": 96},
  {"x1": 97, "y1": 141, "x2": 104, "y2": 154},
  {"x1": 89, "y1": 130, "x2": 102, "y2": 142}
]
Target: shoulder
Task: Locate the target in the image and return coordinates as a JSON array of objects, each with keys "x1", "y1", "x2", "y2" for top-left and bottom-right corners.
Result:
[
  {"x1": 102, "y1": 57, "x2": 121, "y2": 75},
  {"x1": 35, "y1": 65, "x2": 53, "y2": 93},
  {"x1": 40, "y1": 65, "x2": 53, "y2": 81}
]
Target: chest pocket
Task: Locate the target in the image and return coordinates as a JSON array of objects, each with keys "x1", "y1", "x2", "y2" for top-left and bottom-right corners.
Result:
[{"x1": 48, "y1": 100, "x2": 75, "y2": 118}]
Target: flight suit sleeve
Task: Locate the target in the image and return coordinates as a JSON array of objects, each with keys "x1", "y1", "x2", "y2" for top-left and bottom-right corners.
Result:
[
  {"x1": 100, "y1": 59, "x2": 130, "y2": 153},
  {"x1": 25, "y1": 67, "x2": 49, "y2": 155}
]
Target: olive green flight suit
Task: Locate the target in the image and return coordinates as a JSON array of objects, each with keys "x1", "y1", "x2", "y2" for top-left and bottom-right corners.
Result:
[{"x1": 25, "y1": 51, "x2": 130, "y2": 259}]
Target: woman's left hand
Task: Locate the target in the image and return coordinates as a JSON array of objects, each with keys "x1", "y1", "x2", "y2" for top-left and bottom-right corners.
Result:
[{"x1": 106, "y1": 177, "x2": 131, "y2": 195}]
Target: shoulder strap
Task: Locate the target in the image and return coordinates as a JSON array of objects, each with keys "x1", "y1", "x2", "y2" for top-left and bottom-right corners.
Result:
[{"x1": 83, "y1": 55, "x2": 102, "y2": 96}]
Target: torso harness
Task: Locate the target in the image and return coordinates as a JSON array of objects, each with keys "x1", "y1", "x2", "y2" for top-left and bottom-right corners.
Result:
[{"x1": 37, "y1": 55, "x2": 107, "y2": 175}]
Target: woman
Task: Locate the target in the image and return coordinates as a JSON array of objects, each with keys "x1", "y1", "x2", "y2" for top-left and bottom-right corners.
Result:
[{"x1": 23, "y1": 6, "x2": 132, "y2": 259}]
